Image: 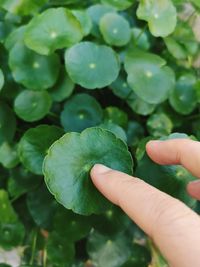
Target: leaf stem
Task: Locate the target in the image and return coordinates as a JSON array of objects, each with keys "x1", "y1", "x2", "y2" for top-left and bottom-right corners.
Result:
[
  {"x1": 29, "y1": 229, "x2": 38, "y2": 265},
  {"x1": 135, "y1": 24, "x2": 148, "y2": 45}
]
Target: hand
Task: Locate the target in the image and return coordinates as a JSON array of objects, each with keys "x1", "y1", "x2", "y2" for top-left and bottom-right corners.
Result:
[{"x1": 90, "y1": 139, "x2": 200, "y2": 267}]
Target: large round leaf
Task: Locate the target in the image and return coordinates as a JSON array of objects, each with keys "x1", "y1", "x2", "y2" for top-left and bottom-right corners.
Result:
[
  {"x1": 100, "y1": 13, "x2": 131, "y2": 47},
  {"x1": 61, "y1": 93, "x2": 103, "y2": 132},
  {"x1": 100, "y1": 0, "x2": 134, "y2": 10},
  {"x1": 65, "y1": 41, "x2": 120, "y2": 89},
  {"x1": 0, "y1": 69, "x2": 4, "y2": 91},
  {"x1": 43, "y1": 127, "x2": 133, "y2": 215},
  {"x1": 9, "y1": 42, "x2": 60, "y2": 90},
  {"x1": 137, "y1": 0, "x2": 177, "y2": 37},
  {"x1": 18, "y1": 125, "x2": 64, "y2": 175},
  {"x1": 0, "y1": 102, "x2": 16, "y2": 146},
  {"x1": 169, "y1": 74, "x2": 197, "y2": 115},
  {"x1": 125, "y1": 50, "x2": 175, "y2": 104},
  {"x1": 24, "y1": 8, "x2": 83, "y2": 55},
  {"x1": 14, "y1": 90, "x2": 52, "y2": 122}
]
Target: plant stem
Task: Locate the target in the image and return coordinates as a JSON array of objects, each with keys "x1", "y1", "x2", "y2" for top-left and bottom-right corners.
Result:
[
  {"x1": 42, "y1": 247, "x2": 47, "y2": 267},
  {"x1": 29, "y1": 229, "x2": 38, "y2": 265}
]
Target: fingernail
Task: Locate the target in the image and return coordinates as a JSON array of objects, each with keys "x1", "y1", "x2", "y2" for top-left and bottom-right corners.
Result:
[{"x1": 92, "y1": 164, "x2": 111, "y2": 174}]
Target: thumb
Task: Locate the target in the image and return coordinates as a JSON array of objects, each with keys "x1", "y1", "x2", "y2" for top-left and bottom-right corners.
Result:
[{"x1": 90, "y1": 164, "x2": 200, "y2": 267}]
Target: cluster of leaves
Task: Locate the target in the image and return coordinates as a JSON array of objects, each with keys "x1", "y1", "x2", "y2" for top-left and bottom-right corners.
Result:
[{"x1": 0, "y1": 0, "x2": 200, "y2": 266}]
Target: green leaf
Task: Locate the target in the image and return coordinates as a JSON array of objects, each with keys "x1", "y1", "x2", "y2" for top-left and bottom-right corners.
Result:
[
  {"x1": 87, "y1": 4, "x2": 115, "y2": 37},
  {"x1": 0, "y1": 142, "x2": 19, "y2": 169},
  {"x1": 9, "y1": 42, "x2": 60, "y2": 90},
  {"x1": 147, "y1": 113, "x2": 173, "y2": 137},
  {"x1": 87, "y1": 231, "x2": 132, "y2": 267},
  {"x1": 100, "y1": 13, "x2": 131, "y2": 47},
  {"x1": 137, "y1": 0, "x2": 177, "y2": 37},
  {"x1": 0, "y1": 221, "x2": 25, "y2": 250},
  {"x1": 0, "y1": 190, "x2": 17, "y2": 223},
  {"x1": 24, "y1": 8, "x2": 83, "y2": 56},
  {"x1": 53, "y1": 207, "x2": 92, "y2": 241},
  {"x1": 127, "y1": 121, "x2": 145, "y2": 147},
  {"x1": 0, "y1": 102, "x2": 16, "y2": 146},
  {"x1": 14, "y1": 90, "x2": 52, "y2": 122},
  {"x1": 71, "y1": 9, "x2": 92, "y2": 36},
  {"x1": 0, "y1": 69, "x2": 4, "y2": 91},
  {"x1": 18, "y1": 125, "x2": 64, "y2": 175},
  {"x1": 100, "y1": 0, "x2": 134, "y2": 10},
  {"x1": 27, "y1": 184, "x2": 58, "y2": 230},
  {"x1": 49, "y1": 67, "x2": 75, "y2": 102},
  {"x1": 125, "y1": 49, "x2": 175, "y2": 104},
  {"x1": 43, "y1": 127, "x2": 133, "y2": 215},
  {"x1": 103, "y1": 106, "x2": 128, "y2": 128},
  {"x1": 46, "y1": 232, "x2": 75, "y2": 266},
  {"x1": 65, "y1": 41, "x2": 120, "y2": 89},
  {"x1": 169, "y1": 73, "x2": 197, "y2": 115},
  {"x1": 127, "y1": 92, "x2": 156, "y2": 116},
  {"x1": 0, "y1": 0, "x2": 48, "y2": 15},
  {"x1": 8, "y1": 167, "x2": 41, "y2": 199},
  {"x1": 61, "y1": 93, "x2": 103, "y2": 132}
]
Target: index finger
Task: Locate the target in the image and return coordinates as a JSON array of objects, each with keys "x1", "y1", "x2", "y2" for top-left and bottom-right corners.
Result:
[{"x1": 146, "y1": 139, "x2": 200, "y2": 178}]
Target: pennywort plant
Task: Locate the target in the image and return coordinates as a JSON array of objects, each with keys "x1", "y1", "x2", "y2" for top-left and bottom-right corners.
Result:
[{"x1": 0, "y1": 0, "x2": 200, "y2": 266}]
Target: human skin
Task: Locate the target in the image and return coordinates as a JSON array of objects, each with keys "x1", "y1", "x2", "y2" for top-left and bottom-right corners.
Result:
[{"x1": 90, "y1": 139, "x2": 200, "y2": 267}]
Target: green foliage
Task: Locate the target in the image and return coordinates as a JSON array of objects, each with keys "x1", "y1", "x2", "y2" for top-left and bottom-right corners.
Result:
[{"x1": 0, "y1": 0, "x2": 199, "y2": 265}]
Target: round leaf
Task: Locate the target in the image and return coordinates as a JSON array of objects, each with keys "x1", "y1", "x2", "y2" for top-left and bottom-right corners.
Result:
[
  {"x1": 147, "y1": 113, "x2": 173, "y2": 137},
  {"x1": 65, "y1": 41, "x2": 120, "y2": 89},
  {"x1": 43, "y1": 127, "x2": 133, "y2": 215},
  {"x1": 125, "y1": 50, "x2": 175, "y2": 104},
  {"x1": 14, "y1": 90, "x2": 52, "y2": 122},
  {"x1": 137, "y1": 0, "x2": 177, "y2": 37},
  {"x1": 24, "y1": 8, "x2": 83, "y2": 55},
  {"x1": 61, "y1": 93, "x2": 103, "y2": 132},
  {"x1": 104, "y1": 106, "x2": 128, "y2": 128},
  {"x1": 169, "y1": 74, "x2": 197, "y2": 115},
  {"x1": 9, "y1": 42, "x2": 60, "y2": 90},
  {"x1": 18, "y1": 125, "x2": 64, "y2": 175},
  {"x1": 100, "y1": 13, "x2": 131, "y2": 47}
]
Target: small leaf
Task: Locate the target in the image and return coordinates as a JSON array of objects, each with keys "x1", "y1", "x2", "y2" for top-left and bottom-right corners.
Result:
[
  {"x1": 24, "y1": 8, "x2": 83, "y2": 55},
  {"x1": 147, "y1": 113, "x2": 173, "y2": 137},
  {"x1": 61, "y1": 93, "x2": 103, "y2": 132},
  {"x1": 18, "y1": 125, "x2": 64, "y2": 175},
  {"x1": 137, "y1": 0, "x2": 177, "y2": 37},
  {"x1": 43, "y1": 127, "x2": 133, "y2": 215},
  {"x1": 14, "y1": 90, "x2": 52, "y2": 122},
  {"x1": 169, "y1": 74, "x2": 197, "y2": 115},
  {"x1": 65, "y1": 41, "x2": 120, "y2": 89},
  {"x1": 100, "y1": 13, "x2": 131, "y2": 47}
]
